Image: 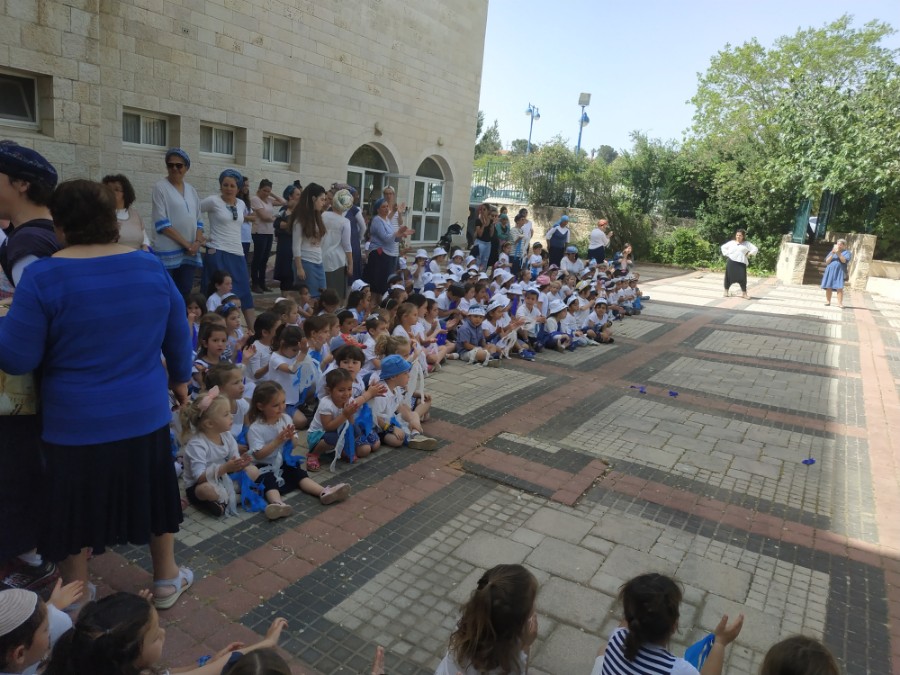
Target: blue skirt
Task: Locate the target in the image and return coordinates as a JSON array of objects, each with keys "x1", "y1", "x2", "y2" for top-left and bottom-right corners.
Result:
[
  {"x1": 202, "y1": 249, "x2": 254, "y2": 309},
  {"x1": 301, "y1": 260, "x2": 327, "y2": 298},
  {"x1": 820, "y1": 261, "x2": 847, "y2": 290}
]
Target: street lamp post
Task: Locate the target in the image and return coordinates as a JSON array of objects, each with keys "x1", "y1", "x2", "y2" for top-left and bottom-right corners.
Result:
[
  {"x1": 525, "y1": 103, "x2": 540, "y2": 155},
  {"x1": 575, "y1": 92, "x2": 591, "y2": 158}
]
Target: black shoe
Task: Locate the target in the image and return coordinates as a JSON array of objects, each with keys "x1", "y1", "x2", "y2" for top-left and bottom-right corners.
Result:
[
  {"x1": 0, "y1": 558, "x2": 60, "y2": 601},
  {"x1": 199, "y1": 501, "x2": 225, "y2": 518},
  {"x1": 251, "y1": 285, "x2": 264, "y2": 294}
]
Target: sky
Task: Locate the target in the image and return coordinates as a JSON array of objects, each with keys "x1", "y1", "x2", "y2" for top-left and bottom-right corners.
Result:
[{"x1": 478, "y1": 0, "x2": 900, "y2": 154}]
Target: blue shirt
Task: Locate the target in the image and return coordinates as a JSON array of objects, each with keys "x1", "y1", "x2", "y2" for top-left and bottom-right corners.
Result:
[
  {"x1": 0, "y1": 251, "x2": 192, "y2": 445},
  {"x1": 368, "y1": 215, "x2": 398, "y2": 256},
  {"x1": 456, "y1": 319, "x2": 485, "y2": 352}
]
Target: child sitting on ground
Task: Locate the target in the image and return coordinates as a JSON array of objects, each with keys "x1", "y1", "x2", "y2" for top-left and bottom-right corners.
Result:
[
  {"x1": 593, "y1": 573, "x2": 743, "y2": 675},
  {"x1": 264, "y1": 325, "x2": 310, "y2": 429},
  {"x1": 205, "y1": 363, "x2": 250, "y2": 451},
  {"x1": 180, "y1": 387, "x2": 260, "y2": 518},
  {"x1": 44, "y1": 591, "x2": 288, "y2": 675},
  {"x1": 371, "y1": 355, "x2": 438, "y2": 450},
  {"x1": 455, "y1": 304, "x2": 500, "y2": 366},
  {"x1": 247, "y1": 381, "x2": 350, "y2": 500},
  {"x1": 307, "y1": 368, "x2": 386, "y2": 465},
  {"x1": 542, "y1": 299, "x2": 571, "y2": 352}
]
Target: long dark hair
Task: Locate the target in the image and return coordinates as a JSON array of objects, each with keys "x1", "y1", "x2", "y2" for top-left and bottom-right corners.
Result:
[
  {"x1": 618, "y1": 573, "x2": 682, "y2": 661},
  {"x1": 291, "y1": 182, "x2": 326, "y2": 243},
  {"x1": 448, "y1": 564, "x2": 537, "y2": 674},
  {"x1": 44, "y1": 592, "x2": 152, "y2": 675}
]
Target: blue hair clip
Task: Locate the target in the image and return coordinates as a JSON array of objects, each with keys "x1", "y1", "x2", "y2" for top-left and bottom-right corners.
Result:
[{"x1": 218, "y1": 302, "x2": 237, "y2": 315}]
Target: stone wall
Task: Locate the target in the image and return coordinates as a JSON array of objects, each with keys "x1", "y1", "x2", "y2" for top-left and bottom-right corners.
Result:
[
  {"x1": 1, "y1": 0, "x2": 488, "y2": 234},
  {"x1": 776, "y1": 235, "x2": 809, "y2": 286},
  {"x1": 822, "y1": 232, "x2": 876, "y2": 292}
]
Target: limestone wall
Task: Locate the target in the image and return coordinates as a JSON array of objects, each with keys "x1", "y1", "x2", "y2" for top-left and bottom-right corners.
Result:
[
  {"x1": 1, "y1": 0, "x2": 488, "y2": 234},
  {"x1": 822, "y1": 232, "x2": 876, "y2": 292},
  {"x1": 776, "y1": 235, "x2": 808, "y2": 286}
]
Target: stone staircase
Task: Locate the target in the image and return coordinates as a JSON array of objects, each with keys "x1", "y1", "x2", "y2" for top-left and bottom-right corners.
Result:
[{"x1": 803, "y1": 242, "x2": 835, "y2": 285}]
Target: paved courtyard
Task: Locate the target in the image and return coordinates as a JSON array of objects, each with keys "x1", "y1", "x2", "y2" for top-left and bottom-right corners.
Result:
[{"x1": 94, "y1": 268, "x2": 900, "y2": 675}]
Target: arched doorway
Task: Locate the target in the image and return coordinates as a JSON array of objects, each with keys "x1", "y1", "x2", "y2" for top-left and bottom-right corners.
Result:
[
  {"x1": 346, "y1": 145, "x2": 389, "y2": 217},
  {"x1": 411, "y1": 157, "x2": 445, "y2": 244}
]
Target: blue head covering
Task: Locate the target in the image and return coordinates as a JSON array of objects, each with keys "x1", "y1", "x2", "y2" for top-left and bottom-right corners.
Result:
[
  {"x1": 165, "y1": 147, "x2": 191, "y2": 168},
  {"x1": 0, "y1": 140, "x2": 58, "y2": 188},
  {"x1": 283, "y1": 185, "x2": 298, "y2": 201},
  {"x1": 218, "y1": 168, "x2": 243, "y2": 189},
  {"x1": 373, "y1": 197, "x2": 386, "y2": 214}
]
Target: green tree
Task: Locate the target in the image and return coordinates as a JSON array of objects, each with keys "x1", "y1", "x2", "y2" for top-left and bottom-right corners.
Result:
[
  {"x1": 475, "y1": 119, "x2": 502, "y2": 158},
  {"x1": 510, "y1": 137, "x2": 583, "y2": 207},
  {"x1": 509, "y1": 138, "x2": 529, "y2": 155},
  {"x1": 595, "y1": 145, "x2": 619, "y2": 164}
]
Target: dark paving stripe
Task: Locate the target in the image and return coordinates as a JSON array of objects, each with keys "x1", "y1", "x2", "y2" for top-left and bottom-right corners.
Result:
[
  {"x1": 582, "y1": 487, "x2": 890, "y2": 674},
  {"x1": 460, "y1": 460, "x2": 555, "y2": 498},
  {"x1": 239, "y1": 476, "x2": 496, "y2": 675}
]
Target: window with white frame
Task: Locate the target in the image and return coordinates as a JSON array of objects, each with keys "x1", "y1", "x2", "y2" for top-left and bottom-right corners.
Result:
[
  {"x1": 0, "y1": 71, "x2": 38, "y2": 127},
  {"x1": 122, "y1": 110, "x2": 168, "y2": 147},
  {"x1": 262, "y1": 134, "x2": 291, "y2": 164},
  {"x1": 200, "y1": 123, "x2": 235, "y2": 157}
]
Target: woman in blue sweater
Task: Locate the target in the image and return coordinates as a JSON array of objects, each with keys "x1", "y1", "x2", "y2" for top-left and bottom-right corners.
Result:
[{"x1": 0, "y1": 179, "x2": 194, "y2": 610}]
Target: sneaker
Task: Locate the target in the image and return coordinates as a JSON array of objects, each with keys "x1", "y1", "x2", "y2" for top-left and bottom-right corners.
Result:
[
  {"x1": 407, "y1": 434, "x2": 438, "y2": 450},
  {"x1": 264, "y1": 503, "x2": 293, "y2": 520},
  {"x1": 446, "y1": 353, "x2": 460, "y2": 360},
  {"x1": 320, "y1": 483, "x2": 351, "y2": 504},
  {"x1": 0, "y1": 558, "x2": 60, "y2": 601},
  {"x1": 520, "y1": 350, "x2": 535, "y2": 361}
]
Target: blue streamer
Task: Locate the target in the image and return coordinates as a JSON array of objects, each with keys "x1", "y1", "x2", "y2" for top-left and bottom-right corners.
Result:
[
  {"x1": 229, "y1": 471, "x2": 268, "y2": 513},
  {"x1": 684, "y1": 634, "x2": 715, "y2": 669},
  {"x1": 282, "y1": 438, "x2": 301, "y2": 467}
]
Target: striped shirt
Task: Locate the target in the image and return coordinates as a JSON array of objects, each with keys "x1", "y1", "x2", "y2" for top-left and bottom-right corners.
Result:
[{"x1": 592, "y1": 628, "x2": 698, "y2": 675}]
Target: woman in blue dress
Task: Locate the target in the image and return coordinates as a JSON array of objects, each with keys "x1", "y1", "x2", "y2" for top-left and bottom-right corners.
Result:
[{"x1": 820, "y1": 238, "x2": 851, "y2": 308}]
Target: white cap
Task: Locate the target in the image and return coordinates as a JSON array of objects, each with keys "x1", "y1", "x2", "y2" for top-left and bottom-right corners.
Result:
[
  {"x1": 423, "y1": 290, "x2": 437, "y2": 299},
  {"x1": 432, "y1": 247, "x2": 447, "y2": 257},
  {"x1": 452, "y1": 249, "x2": 465, "y2": 259},
  {"x1": 465, "y1": 255, "x2": 476, "y2": 264},
  {"x1": 478, "y1": 273, "x2": 489, "y2": 280},
  {"x1": 467, "y1": 304, "x2": 486, "y2": 317},
  {"x1": 431, "y1": 273, "x2": 446, "y2": 285},
  {"x1": 548, "y1": 298, "x2": 567, "y2": 314},
  {"x1": 508, "y1": 283, "x2": 523, "y2": 295},
  {"x1": 415, "y1": 249, "x2": 428, "y2": 259},
  {"x1": 0, "y1": 589, "x2": 38, "y2": 636},
  {"x1": 493, "y1": 267, "x2": 506, "y2": 278},
  {"x1": 350, "y1": 279, "x2": 369, "y2": 292},
  {"x1": 390, "y1": 283, "x2": 406, "y2": 291}
]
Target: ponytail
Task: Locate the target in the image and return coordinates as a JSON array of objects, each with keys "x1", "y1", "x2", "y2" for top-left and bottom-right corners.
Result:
[{"x1": 618, "y1": 573, "x2": 682, "y2": 662}]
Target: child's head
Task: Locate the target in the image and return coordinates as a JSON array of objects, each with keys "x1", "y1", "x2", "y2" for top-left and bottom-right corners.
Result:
[
  {"x1": 272, "y1": 298, "x2": 299, "y2": 326},
  {"x1": 393, "y1": 302, "x2": 418, "y2": 330},
  {"x1": 204, "y1": 363, "x2": 244, "y2": 401},
  {"x1": 294, "y1": 283, "x2": 311, "y2": 305},
  {"x1": 365, "y1": 314, "x2": 389, "y2": 338},
  {"x1": 224, "y1": 648, "x2": 292, "y2": 675},
  {"x1": 324, "y1": 367, "x2": 354, "y2": 406},
  {"x1": 346, "y1": 290, "x2": 367, "y2": 312},
  {"x1": 45, "y1": 592, "x2": 156, "y2": 675},
  {"x1": 378, "y1": 297, "x2": 398, "y2": 322},
  {"x1": 197, "y1": 322, "x2": 228, "y2": 359},
  {"x1": 0, "y1": 589, "x2": 49, "y2": 673},
  {"x1": 217, "y1": 302, "x2": 242, "y2": 333},
  {"x1": 407, "y1": 292, "x2": 428, "y2": 314},
  {"x1": 333, "y1": 344, "x2": 365, "y2": 377},
  {"x1": 303, "y1": 314, "x2": 334, "y2": 345},
  {"x1": 207, "y1": 270, "x2": 232, "y2": 297},
  {"x1": 759, "y1": 636, "x2": 840, "y2": 675},
  {"x1": 467, "y1": 305, "x2": 486, "y2": 327},
  {"x1": 315, "y1": 288, "x2": 341, "y2": 314},
  {"x1": 374, "y1": 334, "x2": 411, "y2": 359},
  {"x1": 249, "y1": 381, "x2": 286, "y2": 424},
  {"x1": 524, "y1": 289, "x2": 538, "y2": 307},
  {"x1": 252, "y1": 311, "x2": 281, "y2": 345},
  {"x1": 336, "y1": 310, "x2": 357, "y2": 334},
  {"x1": 618, "y1": 573, "x2": 682, "y2": 661},
  {"x1": 379, "y1": 354, "x2": 411, "y2": 388},
  {"x1": 501, "y1": 240, "x2": 512, "y2": 254},
  {"x1": 186, "y1": 293, "x2": 206, "y2": 322},
  {"x1": 199, "y1": 311, "x2": 227, "y2": 329},
  {"x1": 179, "y1": 388, "x2": 232, "y2": 442},
  {"x1": 449, "y1": 564, "x2": 537, "y2": 674},
  {"x1": 447, "y1": 284, "x2": 465, "y2": 302},
  {"x1": 532, "y1": 242, "x2": 542, "y2": 253},
  {"x1": 272, "y1": 324, "x2": 305, "y2": 357}
]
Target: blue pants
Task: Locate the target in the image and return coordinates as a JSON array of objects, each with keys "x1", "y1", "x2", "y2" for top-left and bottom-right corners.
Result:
[{"x1": 167, "y1": 264, "x2": 197, "y2": 299}]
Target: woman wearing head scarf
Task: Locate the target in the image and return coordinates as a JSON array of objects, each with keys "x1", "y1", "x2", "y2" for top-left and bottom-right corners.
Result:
[
  {"x1": 821, "y1": 238, "x2": 852, "y2": 308},
  {"x1": 363, "y1": 197, "x2": 414, "y2": 295},
  {"x1": 151, "y1": 148, "x2": 203, "y2": 298},
  {"x1": 322, "y1": 189, "x2": 355, "y2": 298},
  {"x1": 332, "y1": 183, "x2": 366, "y2": 283},
  {"x1": 200, "y1": 169, "x2": 255, "y2": 324},
  {"x1": 290, "y1": 183, "x2": 329, "y2": 298},
  {"x1": 273, "y1": 184, "x2": 301, "y2": 292}
]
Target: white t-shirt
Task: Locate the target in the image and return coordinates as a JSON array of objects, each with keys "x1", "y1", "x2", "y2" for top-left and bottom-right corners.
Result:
[
  {"x1": 182, "y1": 432, "x2": 240, "y2": 488},
  {"x1": 247, "y1": 343, "x2": 273, "y2": 383},
  {"x1": 370, "y1": 383, "x2": 404, "y2": 426},
  {"x1": 528, "y1": 253, "x2": 543, "y2": 269},
  {"x1": 561, "y1": 257, "x2": 585, "y2": 276},
  {"x1": 309, "y1": 394, "x2": 341, "y2": 434},
  {"x1": 589, "y1": 227, "x2": 610, "y2": 249},
  {"x1": 429, "y1": 259, "x2": 442, "y2": 274},
  {"x1": 200, "y1": 195, "x2": 247, "y2": 256},
  {"x1": 591, "y1": 627, "x2": 698, "y2": 675},
  {"x1": 361, "y1": 333, "x2": 378, "y2": 374},
  {"x1": 266, "y1": 352, "x2": 301, "y2": 404},
  {"x1": 247, "y1": 413, "x2": 292, "y2": 471},
  {"x1": 231, "y1": 397, "x2": 249, "y2": 440},
  {"x1": 517, "y1": 303, "x2": 541, "y2": 335},
  {"x1": 434, "y1": 649, "x2": 528, "y2": 675},
  {"x1": 206, "y1": 292, "x2": 224, "y2": 312}
]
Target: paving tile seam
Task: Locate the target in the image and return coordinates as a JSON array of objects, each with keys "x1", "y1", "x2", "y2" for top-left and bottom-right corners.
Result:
[
  {"x1": 700, "y1": 320, "x2": 861, "y2": 346},
  {"x1": 600, "y1": 470, "x2": 900, "y2": 564},
  {"x1": 668, "y1": 344, "x2": 862, "y2": 380}
]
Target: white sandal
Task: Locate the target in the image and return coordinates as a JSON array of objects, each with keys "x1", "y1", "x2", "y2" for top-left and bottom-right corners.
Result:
[{"x1": 152, "y1": 567, "x2": 193, "y2": 610}]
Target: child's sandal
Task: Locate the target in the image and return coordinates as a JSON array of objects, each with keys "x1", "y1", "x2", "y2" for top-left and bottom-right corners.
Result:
[{"x1": 306, "y1": 454, "x2": 321, "y2": 471}]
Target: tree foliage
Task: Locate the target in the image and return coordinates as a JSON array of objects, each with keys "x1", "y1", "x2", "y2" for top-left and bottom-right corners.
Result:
[
  {"x1": 509, "y1": 138, "x2": 529, "y2": 155},
  {"x1": 595, "y1": 145, "x2": 619, "y2": 164},
  {"x1": 475, "y1": 119, "x2": 502, "y2": 158}
]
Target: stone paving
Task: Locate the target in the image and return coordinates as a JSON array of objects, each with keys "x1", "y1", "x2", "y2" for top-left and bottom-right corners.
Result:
[{"x1": 87, "y1": 268, "x2": 900, "y2": 675}]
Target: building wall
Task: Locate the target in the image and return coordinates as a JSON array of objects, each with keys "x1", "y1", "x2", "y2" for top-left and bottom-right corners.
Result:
[{"x1": 1, "y1": 0, "x2": 487, "y2": 237}]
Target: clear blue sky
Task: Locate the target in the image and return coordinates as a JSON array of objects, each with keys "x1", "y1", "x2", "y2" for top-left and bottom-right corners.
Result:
[{"x1": 478, "y1": 0, "x2": 900, "y2": 154}]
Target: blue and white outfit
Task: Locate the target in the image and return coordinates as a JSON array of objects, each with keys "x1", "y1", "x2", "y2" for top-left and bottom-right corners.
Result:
[
  {"x1": 151, "y1": 178, "x2": 203, "y2": 297},
  {"x1": 820, "y1": 248, "x2": 852, "y2": 290},
  {"x1": 592, "y1": 627, "x2": 698, "y2": 675}
]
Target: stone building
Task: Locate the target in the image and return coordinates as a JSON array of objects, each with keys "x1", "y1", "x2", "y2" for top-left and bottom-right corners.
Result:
[{"x1": 1, "y1": 0, "x2": 488, "y2": 243}]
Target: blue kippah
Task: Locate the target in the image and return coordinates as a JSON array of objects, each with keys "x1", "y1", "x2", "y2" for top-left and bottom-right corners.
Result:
[
  {"x1": 165, "y1": 147, "x2": 191, "y2": 168},
  {"x1": 0, "y1": 140, "x2": 58, "y2": 188},
  {"x1": 218, "y1": 168, "x2": 243, "y2": 189}
]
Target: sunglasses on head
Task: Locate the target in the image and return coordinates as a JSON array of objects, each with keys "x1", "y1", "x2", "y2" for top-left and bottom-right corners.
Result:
[{"x1": 166, "y1": 162, "x2": 185, "y2": 169}]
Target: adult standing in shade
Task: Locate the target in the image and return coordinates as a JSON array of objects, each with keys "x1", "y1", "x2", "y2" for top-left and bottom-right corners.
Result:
[
  {"x1": 151, "y1": 149, "x2": 203, "y2": 298},
  {"x1": 333, "y1": 182, "x2": 366, "y2": 283},
  {"x1": 364, "y1": 197, "x2": 414, "y2": 295},
  {"x1": 323, "y1": 189, "x2": 354, "y2": 299},
  {"x1": 102, "y1": 174, "x2": 151, "y2": 251},
  {"x1": 249, "y1": 179, "x2": 284, "y2": 293},
  {"x1": 821, "y1": 238, "x2": 852, "y2": 308},
  {"x1": 290, "y1": 183, "x2": 328, "y2": 298},
  {"x1": 545, "y1": 215, "x2": 571, "y2": 267},
  {"x1": 473, "y1": 203, "x2": 496, "y2": 271},
  {"x1": 588, "y1": 218, "x2": 612, "y2": 264},
  {"x1": 720, "y1": 229, "x2": 758, "y2": 299},
  {"x1": 518, "y1": 208, "x2": 534, "y2": 252},
  {"x1": 0, "y1": 179, "x2": 193, "y2": 609},
  {"x1": 200, "y1": 169, "x2": 255, "y2": 325},
  {"x1": 273, "y1": 184, "x2": 300, "y2": 292}
]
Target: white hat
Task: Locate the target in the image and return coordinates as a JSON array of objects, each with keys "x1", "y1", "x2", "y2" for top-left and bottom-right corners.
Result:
[
  {"x1": 350, "y1": 279, "x2": 369, "y2": 292},
  {"x1": 431, "y1": 273, "x2": 446, "y2": 285},
  {"x1": 566, "y1": 295, "x2": 579, "y2": 306},
  {"x1": 448, "y1": 273, "x2": 461, "y2": 282},
  {"x1": 575, "y1": 279, "x2": 591, "y2": 292},
  {"x1": 415, "y1": 249, "x2": 428, "y2": 259},
  {"x1": 332, "y1": 189, "x2": 354, "y2": 213},
  {"x1": 0, "y1": 589, "x2": 38, "y2": 636},
  {"x1": 423, "y1": 290, "x2": 436, "y2": 299},
  {"x1": 465, "y1": 255, "x2": 476, "y2": 265},
  {"x1": 390, "y1": 283, "x2": 406, "y2": 291},
  {"x1": 493, "y1": 268, "x2": 506, "y2": 278},
  {"x1": 467, "y1": 304, "x2": 486, "y2": 317},
  {"x1": 452, "y1": 250, "x2": 465, "y2": 259},
  {"x1": 478, "y1": 273, "x2": 489, "y2": 280},
  {"x1": 548, "y1": 298, "x2": 567, "y2": 314},
  {"x1": 487, "y1": 297, "x2": 507, "y2": 313},
  {"x1": 432, "y1": 247, "x2": 447, "y2": 257},
  {"x1": 508, "y1": 283, "x2": 524, "y2": 295},
  {"x1": 422, "y1": 272, "x2": 433, "y2": 285},
  {"x1": 498, "y1": 271, "x2": 514, "y2": 285}
]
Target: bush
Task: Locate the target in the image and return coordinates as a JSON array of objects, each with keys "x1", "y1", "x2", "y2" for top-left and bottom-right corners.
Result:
[{"x1": 651, "y1": 226, "x2": 714, "y2": 267}]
